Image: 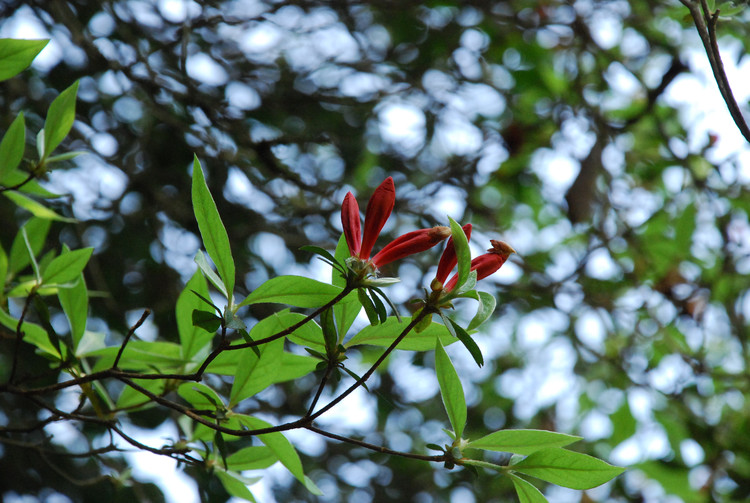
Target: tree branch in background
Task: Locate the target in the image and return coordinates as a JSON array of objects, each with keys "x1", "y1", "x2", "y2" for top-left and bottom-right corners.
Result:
[{"x1": 681, "y1": 0, "x2": 750, "y2": 144}]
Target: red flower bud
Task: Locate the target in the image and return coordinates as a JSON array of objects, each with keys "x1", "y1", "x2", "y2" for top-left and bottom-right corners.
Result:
[
  {"x1": 372, "y1": 226, "x2": 451, "y2": 268},
  {"x1": 360, "y1": 177, "x2": 395, "y2": 259},
  {"x1": 341, "y1": 192, "x2": 362, "y2": 257},
  {"x1": 434, "y1": 223, "x2": 472, "y2": 285},
  {"x1": 444, "y1": 240, "x2": 515, "y2": 292}
]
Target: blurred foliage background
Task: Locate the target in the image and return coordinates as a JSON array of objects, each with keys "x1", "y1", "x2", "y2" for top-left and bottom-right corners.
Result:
[{"x1": 2, "y1": 0, "x2": 750, "y2": 501}]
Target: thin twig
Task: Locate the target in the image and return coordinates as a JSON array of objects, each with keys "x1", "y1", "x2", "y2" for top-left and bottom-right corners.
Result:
[
  {"x1": 8, "y1": 292, "x2": 38, "y2": 384},
  {"x1": 113, "y1": 308, "x2": 152, "y2": 368},
  {"x1": 305, "y1": 424, "x2": 446, "y2": 462}
]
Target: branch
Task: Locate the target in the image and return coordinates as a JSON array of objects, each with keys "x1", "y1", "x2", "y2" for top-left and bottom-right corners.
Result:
[
  {"x1": 305, "y1": 424, "x2": 446, "y2": 462},
  {"x1": 681, "y1": 0, "x2": 750, "y2": 143},
  {"x1": 113, "y1": 308, "x2": 152, "y2": 368}
]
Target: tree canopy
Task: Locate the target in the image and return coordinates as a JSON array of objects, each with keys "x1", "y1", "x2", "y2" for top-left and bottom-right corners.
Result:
[{"x1": 1, "y1": 0, "x2": 750, "y2": 502}]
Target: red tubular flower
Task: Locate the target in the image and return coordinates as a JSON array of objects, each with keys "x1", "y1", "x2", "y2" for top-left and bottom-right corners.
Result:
[
  {"x1": 434, "y1": 223, "x2": 472, "y2": 286},
  {"x1": 341, "y1": 177, "x2": 395, "y2": 260},
  {"x1": 444, "y1": 239, "x2": 515, "y2": 292},
  {"x1": 372, "y1": 226, "x2": 451, "y2": 268}
]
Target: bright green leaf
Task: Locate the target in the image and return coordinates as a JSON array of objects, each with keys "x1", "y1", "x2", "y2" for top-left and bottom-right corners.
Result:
[
  {"x1": 0, "y1": 308, "x2": 60, "y2": 358},
  {"x1": 509, "y1": 473, "x2": 549, "y2": 503},
  {"x1": 41, "y1": 247, "x2": 93, "y2": 286},
  {"x1": 194, "y1": 250, "x2": 228, "y2": 299},
  {"x1": 177, "y1": 382, "x2": 225, "y2": 409},
  {"x1": 448, "y1": 216, "x2": 471, "y2": 291},
  {"x1": 238, "y1": 275, "x2": 350, "y2": 309},
  {"x1": 466, "y1": 291, "x2": 497, "y2": 330},
  {"x1": 435, "y1": 338, "x2": 466, "y2": 439},
  {"x1": 58, "y1": 274, "x2": 88, "y2": 350},
  {"x1": 226, "y1": 446, "x2": 276, "y2": 471},
  {"x1": 42, "y1": 80, "x2": 79, "y2": 159},
  {"x1": 512, "y1": 448, "x2": 625, "y2": 490},
  {"x1": 191, "y1": 156, "x2": 235, "y2": 301},
  {"x1": 0, "y1": 39, "x2": 48, "y2": 81},
  {"x1": 215, "y1": 470, "x2": 258, "y2": 502},
  {"x1": 345, "y1": 315, "x2": 457, "y2": 350},
  {"x1": 9, "y1": 218, "x2": 50, "y2": 275},
  {"x1": 0, "y1": 112, "x2": 26, "y2": 182},
  {"x1": 236, "y1": 415, "x2": 322, "y2": 495},
  {"x1": 3, "y1": 191, "x2": 76, "y2": 222},
  {"x1": 176, "y1": 270, "x2": 213, "y2": 361},
  {"x1": 468, "y1": 429, "x2": 582, "y2": 455},
  {"x1": 229, "y1": 336, "x2": 283, "y2": 407}
]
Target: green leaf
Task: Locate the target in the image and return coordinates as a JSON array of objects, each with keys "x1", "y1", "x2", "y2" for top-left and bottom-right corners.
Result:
[
  {"x1": 512, "y1": 448, "x2": 625, "y2": 489},
  {"x1": 509, "y1": 474, "x2": 549, "y2": 503},
  {"x1": 0, "y1": 39, "x2": 49, "y2": 81},
  {"x1": 320, "y1": 307, "x2": 337, "y2": 354},
  {"x1": 177, "y1": 382, "x2": 225, "y2": 409},
  {"x1": 435, "y1": 338, "x2": 466, "y2": 439},
  {"x1": 41, "y1": 247, "x2": 93, "y2": 286},
  {"x1": 194, "y1": 250, "x2": 228, "y2": 299},
  {"x1": 0, "y1": 243, "x2": 7, "y2": 300},
  {"x1": 443, "y1": 314, "x2": 483, "y2": 367},
  {"x1": 229, "y1": 336, "x2": 283, "y2": 407},
  {"x1": 58, "y1": 274, "x2": 88, "y2": 350},
  {"x1": 89, "y1": 341, "x2": 187, "y2": 371},
  {"x1": 333, "y1": 234, "x2": 360, "y2": 339},
  {"x1": 191, "y1": 309, "x2": 222, "y2": 333},
  {"x1": 43, "y1": 81, "x2": 79, "y2": 159},
  {"x1": 226, "y1": 446, "x2": 276, "y2": 471},
  {"x1": 215, "y1": 470, "x2": 258, "y2": 502},
  {"x1": 466, "y1": 291, "x2": 497, "y2": 330},
  {"x1": 0, "y1": 169, "x2": 60, "y2": 197},
  {"x1": 176, "y1": 270, "x2": 212, "y2": 361},
  {"x1": 0, "y1": 308, "x2": 60, "y2": 358},
  {"x1": 236, "y1": 415, "x2": 323, "y2": 495},
  {"x1": 9, "y1": 218, "x2": 50, "y2": 274},
  {"x1": 3, "y1": 191, "x2": 76, "y2": 222},
  {"x1": 191, "y1": 156, "x2": 235, "y2": 301},
  {"x1": 345, "y1": 315, "x2": 456, "y2": 351},
  {"x1": 358, "y1": 287, "x2": 379, "y2": 325},
  {"x1": 116, "y1": 378, "x2": 166, "y2": 410},
  {"x1": 238, "y1": 276, "x2": 349, "y2": 309},
  {"x1": 448, "y1": 216, "x2": 471, "y2": 291},
  {"x1": 268, "y1": 310, "x2": 324, "y2": 350},
  {"x1": 0, "y1": 112, "x2": 26, "y2": 182},
  {"x1": 467, "y1": 429, "x2": 581, "y2": 455}
]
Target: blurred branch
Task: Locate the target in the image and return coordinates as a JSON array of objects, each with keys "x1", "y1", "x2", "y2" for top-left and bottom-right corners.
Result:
[{"x1": 680, "y1": 0, "x2": 750, "y2": 144}]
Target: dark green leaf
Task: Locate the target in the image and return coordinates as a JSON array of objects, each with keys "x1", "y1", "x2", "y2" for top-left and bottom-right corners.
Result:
[
  {"x1": 345, "y1": 315, "x2": 456, "y2": 350},
  {"x1": 191, "y1": 309, "x2": 222, "y2": 333},
  {"x1": 444, "y1": 315, "x2": 483, "y2": 367},
  {"x1": 215, "y1": 470, "x2": 258, "y2": 502},
  {"x1": 359, "y1": 288, "x2": 379, "y2": 325},
  {"x1": 9, "y1": 218, "x2": 50, "y2": 274},
  {"x1": 448, "y1": 217, "x2": 471, "y2": 291}
]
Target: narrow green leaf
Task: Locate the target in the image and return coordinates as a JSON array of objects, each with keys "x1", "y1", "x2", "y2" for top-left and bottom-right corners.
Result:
[
  {"x1": 191, "y1": 156, "x2": 235, "y2": 301},
  {"x1": 0, "y1": 39, "x2": 49, "y2": 81},
  {"x1": 237, "y1": 415, "x2": 323, "y2": 495},
  {"x1": 466, "y1": 291, "x2": 497, "y2": 330},
  {"x1": 345, "y1": 315, "x2": 456, "y2": 350},
  {"x1": 238, "y1": 275, "x2": 350, "y2": 309},
  {"x1": 320, "y1": 307, "x2": 337, "y2": 354},
  {"x1": 0, "y1": 112, "x2": 25, "y2": 182},
  {"x1": 3, "y1": 191, "x2": 76, "y2": 222},
  {"x1": 509, "y1": 474, "x2": 549, "y2": 503},
  {"x1": 444, "y1": 315, "x2": 483, "y2": 367},
  {"x1": 58, "y1": 274, "x2": 88, "y2": 350},
  {"x1": 333, "y1": 234, "x2": 360, "y2": 339},
  {"x1": 448, "y1": 216, "x2": 471, "y2": 291},
  {"x1": 369, "y1": 288, "x2": 388, "y2": 323},
  {"x1": 358, "y1": 287, "x2": 379, "y2": 325},
  {"x1": 177, "y1": 270, "x2": 212, "y2": 361},
  {"x1": 22, "y1": 227, "x2": 41, "y2": 282},
  {"x1": 215, "y1": 470, "x2": 258, "y2": 502},
  {"x1": 41, "y1": 247, "x2": 93, "y2": 286},
  {"x1": 43, "y1": 81, "x2": 79, "y2": 159},
  {"x1": 43, "y1": 150, "x2": 86, "y2": 163},
  {"x1": 512, "y1": 448, "x2": 625, "y2": 490},
  {"x1": 435, "y1": 338, "x2": 466, "y2": 439},
  {"x1": 0, "y1": 169, "x2": 60, "y2": 197},
  {"x1": 194, "y1": 250, "x2": 228, "y2": 299},
  {"x1": 9, "y1": 218, "x2": 50, "y2": 274},
  {"x1": 467, "y1": 429, "x2": 582, "y2": 455}
]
